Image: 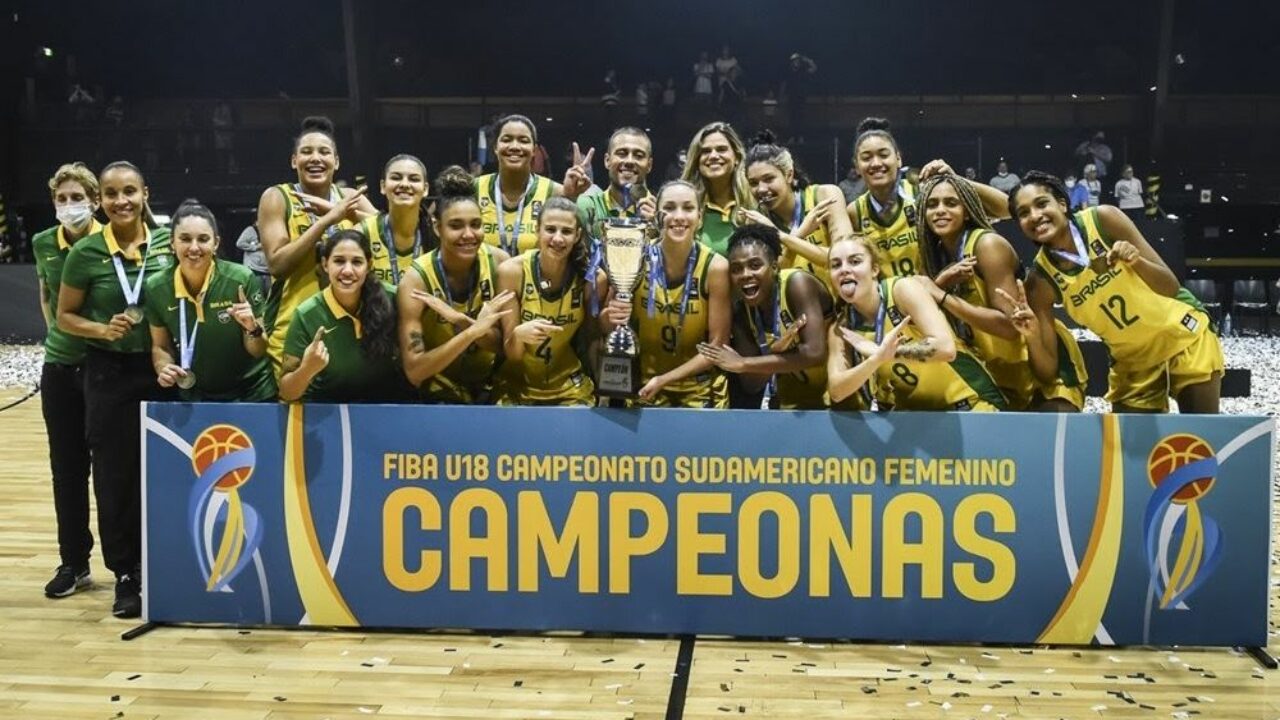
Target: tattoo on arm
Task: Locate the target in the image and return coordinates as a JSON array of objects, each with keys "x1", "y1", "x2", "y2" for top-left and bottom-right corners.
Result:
[
  {"x1": 408, "y1": 331, "x2": 425, "y2": 354},
  {"x1": 281, "y1": 356, "x2": 301, "y2": 374},
  {"x1": 895, "y1": 339, "x2": 938, "y2": 362}
]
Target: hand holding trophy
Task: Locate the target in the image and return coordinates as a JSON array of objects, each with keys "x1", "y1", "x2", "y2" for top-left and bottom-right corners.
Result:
[{"x1": 597, "y1": 184, "x2": 649, "y2": 398}]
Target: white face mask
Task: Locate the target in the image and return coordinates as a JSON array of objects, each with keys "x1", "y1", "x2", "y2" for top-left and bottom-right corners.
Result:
[
  {"x1": 56, "y1": 202, "x2": 95, "y2": 231},
  {"x1": 1065, "y1": 179, "x2": 1077, "y2": 188}
]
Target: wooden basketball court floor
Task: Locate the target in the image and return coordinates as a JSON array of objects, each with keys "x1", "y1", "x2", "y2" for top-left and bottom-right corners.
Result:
[{"x1": 1, "y1": 388, "x2": 1277, "y2": 719}]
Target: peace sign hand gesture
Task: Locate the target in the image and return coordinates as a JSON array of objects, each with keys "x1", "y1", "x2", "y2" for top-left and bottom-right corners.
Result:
[
  {"x1": 994, "y1": 280, "x2": 1040, "y2": 340},
  {"x1": 561, "y1": 142, "x2": 596, "y2": 200}
]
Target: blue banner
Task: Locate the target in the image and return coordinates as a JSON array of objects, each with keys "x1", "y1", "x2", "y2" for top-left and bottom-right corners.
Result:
[{"x1": 142, "y1": 404, "x2": 1274, "y2": 646}]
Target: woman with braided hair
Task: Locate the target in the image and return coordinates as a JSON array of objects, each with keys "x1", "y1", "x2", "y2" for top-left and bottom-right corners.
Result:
[
  {"x1": 845, "y1": 117, "x2": 1010, "y2": 279},
  {"x1": 914, "y1": 172, "x2": 1086, "y2": 411}
]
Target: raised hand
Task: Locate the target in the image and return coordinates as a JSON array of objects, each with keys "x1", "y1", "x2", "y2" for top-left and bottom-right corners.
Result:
[
  {"x1": 230, "y1": 285, "x2": 261, "y2": 332},
  {"x1": 301, "y1": 326, "x2": 330, "y2": 373},
  {"x1": 795, "y1": 197, "x2": 839, "y2": 238},
  {"x1": 473, "y1": 290, "x2": 515, "y2": 333},
  {"x1": 994, "y1": 280, "x2": 1039, "y2": 339},
  {"x1": 561, "y1": 142, "x2": 596, "y2": 200},
  {"x1": 918, "y1": 159, "x2": 955, "y2": 180},
  {"x1": 839, "y1": 326, "x2": 880, "y2": 358},
  {"x1": 1106, "y1": 240, "x2": 1139, "y2": 266},
  {"x1": 935, "y1": 256, "x2": 977, "y2": 289},
  {"x1": 299, "y1": 186, "x2": 369, "y2": 225},
  {"x1": 412, "y1": 288, "x2": 475, "y2": 331},
  {"x1": 735, "y1": 207, "x2": 776, "y2": 229},
  {"x1": 874, "y1": 314, "x2": 911, "y2": 364},
  {"x1": 769, "y1": 313, "x2": 807, "y2": 353}
]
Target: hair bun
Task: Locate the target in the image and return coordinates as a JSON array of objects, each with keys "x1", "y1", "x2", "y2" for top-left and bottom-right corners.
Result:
[
  {"x1": 749, "y1": 129, "x2": 779, "y2": 147},
  {"x1": 856, "y1": 117, "x2": 891, "y2": 135},
  {"x1": 300, "y1": 115, "x2": 335, "y2": 136},
  {"x1": 434, "y1": 165, "x2": 475, "y2": 198},
  {"x1": 175, "y1": 197, "x2": 203, "y2": 212}
]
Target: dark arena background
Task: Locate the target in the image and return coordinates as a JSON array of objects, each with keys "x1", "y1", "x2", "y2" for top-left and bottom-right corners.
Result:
[{"x1": 0, "y1": 1, "x2": 1278, "y2": 717}]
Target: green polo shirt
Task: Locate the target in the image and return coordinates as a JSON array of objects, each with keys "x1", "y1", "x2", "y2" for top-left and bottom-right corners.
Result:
[
  {"x1": 144, "y1": 259, "x2": 276, "y2": 402},
  {"x1": 283, "y1": 283, "x2": 411, "y2": 403},
  {"x1": 577, "y1": 186, "x2": 655, "y2": 240},
  {"x1": 33, "y1": 221, "x2": 103, "y2": 364},
  {"x1": 698, "y1": 200, "x2": 737, "y2": 257},
  {"x1": 60, "y1": 225, "x2": 173, "y2": 354}
]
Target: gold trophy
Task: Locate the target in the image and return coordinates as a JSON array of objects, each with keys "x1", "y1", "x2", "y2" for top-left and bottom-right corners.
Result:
[{"x1": 596, "y1": 185, "x2": 648, "y2": 398}]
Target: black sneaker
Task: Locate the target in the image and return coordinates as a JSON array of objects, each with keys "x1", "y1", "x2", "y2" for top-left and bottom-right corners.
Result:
[
  {"x1": 44, "y1": 565, "x2": 92, "y2": 598},
  {"x1": 112, "y1": 572, "x2": 141, "y2": 618}
]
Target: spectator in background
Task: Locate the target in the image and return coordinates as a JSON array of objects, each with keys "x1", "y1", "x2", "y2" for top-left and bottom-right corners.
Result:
[
  {"x1": 104, "y1": 95, "x2": 124, "y2": 126},
  {"x1": 235, "y1": 224, "x2": 272, "y2": 296},
  {"x1": 693, "y1": 52, "x2": 715, "y2": 103},
  {"x1": 762, "y1": 89, "x2": 779, "y2": 118},
  {"x1": 602, "y1": 69, "x2": 621, "y2": 107},
  {"x1": 662, "y1": 77, "x2": 676, "y2": 108},
  {"x1": 1113, "y1": 164, "x2": 1144, "y2": 215},
  {"x1": 963, "y1": 167, "x2": 977, "y2": 180},
  {"x1": 715, "y1": 45, "x2": 742, "y2": 105},
  {"x1": 787, "y1": 52, "x2": 817, "y2": 134},
  {"x1": 531, "y1": 142, "x2": 551, "y2": 177},
  {"x1": 989, "y1": 160, "x2": 1020, "y2": 194},
  {"x1": 211, "y1": 100, "x2": 235, "y2": 173},
  {"x1": 665, "y1": 148, "x2": 688, "y2": 182},
  {"x1": 1065, "y1": 172, "x2": 1090, "y2": 210},
  {"x1": 1074, "y1": 131, "x2": 1113, "y2": 179},
  {"x1": 838, "y1": 165, "x2": 865, "y2": 204},
  {"x1": 635, "y1": 82, "x2": 650, "y2": 116},
  {"x1": 1081, "y1": 164, "x2": 1102, "y2": 206}
]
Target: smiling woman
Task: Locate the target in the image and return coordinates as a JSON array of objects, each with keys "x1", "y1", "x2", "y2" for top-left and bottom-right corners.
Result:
[
  {"x1": 55, "y1": 160, "x2": 174, "y2": 619},
  {"x1": 278, "y1": 230, "x2": 410, "y2": 403},
  {"x1": 143, "y1": 199, "x2": 276, "y2": 403},
  {"x1": 494, "y1": 197, "x2": 608, "y2": 406}
]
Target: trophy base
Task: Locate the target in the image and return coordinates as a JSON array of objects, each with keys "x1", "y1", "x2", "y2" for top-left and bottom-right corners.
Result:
[{"x1": 596, "y1": 353, "x2": 640, "y2": 399}]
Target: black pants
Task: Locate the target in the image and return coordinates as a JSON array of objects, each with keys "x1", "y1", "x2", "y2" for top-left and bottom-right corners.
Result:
[
  {"x1": 41, "y1": 362, "x2": 93, "y2": 568},
  {"x1": 83, "y1": 348, "x2": 169, "y2": 576}
]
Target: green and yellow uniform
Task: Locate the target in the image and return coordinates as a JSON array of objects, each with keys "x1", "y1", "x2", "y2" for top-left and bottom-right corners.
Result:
[
  {"x1": 1032, "y1": 208, "x2": 1222, "y2": 411},
  {"x1": 477, "y1": 173, "x2": 555, "y2": 255},
  {"x1": 578, "y1": 186, "x2": 654, "y2": 236},
  {"x1": 698, "y1": 199, "x2": 738, "y2": 257},
  {"x1": 770, "y1": 186, "x2": 832, "y2": 281},
  {"x1": 283, "y1": 284, "x2": 410, "y2": 403},
  {"x1": 744, "y1": 268, "x2": 830, "y2": 409},
  {"x1": 33, "y1": 220, "x2": 102, "y2": 364},
  {"x1": 61, "y1": 224, "x2": 173, "y2": 354},
  {"x1": 851, "y1": 180, "x2": 920, "y2": 278},
  {"x1": 265, "y1": 183, "x2": 358, "y2": 370},
  {"x1": 496, "y1": 250, "x2": 595, "y2": 406},
  {"x1": 143, "y1": 259, "x2": 276, "y2": 402},
  {"x1": 945, "y1": 229, "x2": 1087, "y2": 411},
  {"x1": 409, "y1": 246, "x2": 501, "y2": 403},
  {"x1": 360, "y1": 213, "x2": 423, "y2": 287},
  {"x1": 632, "y1": 242, "x2": 727, "y2": 408},
  {"x1": 847, "y1": 277, "x2": 1007, "y2": 412}
]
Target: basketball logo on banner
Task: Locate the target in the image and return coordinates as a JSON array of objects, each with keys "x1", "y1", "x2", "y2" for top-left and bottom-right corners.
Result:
[
  {"x1": 1143, "y1": 433, "x2": 1223, "y2": 610},
  {"x1": 188, "y1": 424, "x2": 264, "y2": 592}
]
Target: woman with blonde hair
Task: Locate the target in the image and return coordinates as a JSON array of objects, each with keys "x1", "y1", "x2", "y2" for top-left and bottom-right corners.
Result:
[{"x1": 680, "y1": 121, "x2": 754, "y2": 256}]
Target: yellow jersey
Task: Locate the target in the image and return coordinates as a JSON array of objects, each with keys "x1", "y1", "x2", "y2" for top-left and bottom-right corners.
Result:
[
  {"x1": 771, "y1": 186, "x2": 833, "y2": 281},
  {"x1": 848, "y1": 277, "x2": 1007, "y2": 411},
  {"x1": 496, "y1": 250, "x2": 594, "y2": 405},
  {"x1": 410, "y1": 245, "x2": 501, "y2": 403},
  {"x1": 477, "y1": 173, "x2": 555, "y2": 255},
  {"x1": 265, "y1": 183, "x2": 357, "y2": 368},
  {"x1": 1032, "y1": 208, "x2": 1207, "y2": 367},
  {"x1": 744, "y1": 268, "x2": 830, "y2": 409},
  {"x1": 633, "y1": 242, "x2": 727, "y2": 402},
  {"x1": 852, "y1": 180, "x2": 920, "y2": 279},
  {"x1": 360, "y1": 213, "x2": 424, "y2": 287}
]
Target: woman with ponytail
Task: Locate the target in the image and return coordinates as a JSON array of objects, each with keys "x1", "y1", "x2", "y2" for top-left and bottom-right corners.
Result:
[
  {"x1": 278, "y1": 229, "x2": 410, "y2": 402},
  {"x1": 361, "y1": 154, "x2": 435, "y2": 286},
  {"x1": 495, "y1": 197, "x2": 608, "y2": 406},
  {"x1": 845, "y1": 117, "x2": 1010, "y2": 279},
  {"x1": 56, "y1": 160, "x2": 173, "y2": 618},
  {"x1": 258, "y1": 116, "x2": 378, "y2": 372},
  {"x1": 740, "y1": 130, "x2": 852, "y2": 281},
  {"x1": 144, "y1": 199, "x2": 276, "y2": 402},
  {"x1": 397, "y1": 166, "x2": 512, "y2": 403}
]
